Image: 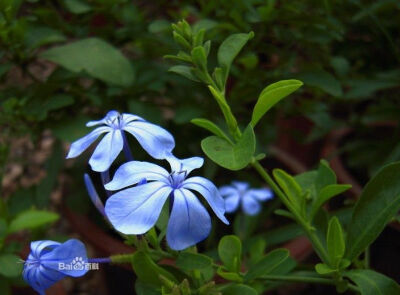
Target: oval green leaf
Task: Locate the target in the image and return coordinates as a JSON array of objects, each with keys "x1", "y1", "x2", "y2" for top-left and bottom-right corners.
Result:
[
  {"x1": 345, "y1": 270, "x2": 400, "y2": 295},
  {"x1": 346, "y1": 162, "x2": 400, "y2": 261},
  {"x1": 201, "y1": 124, "x2": 255, "y2": 171},
  {"x1": 41, "y1": 38, "x2": 135, "y2": 86},
  {"x1": 251, "y1": 79, "x2": 303, "y2": 127},
  {"x1": 8, "y1": 209, "x2": 59, "y2": 234},
  {"x1": 218, "y1": 235, "x2": 242, "y2": 273}
]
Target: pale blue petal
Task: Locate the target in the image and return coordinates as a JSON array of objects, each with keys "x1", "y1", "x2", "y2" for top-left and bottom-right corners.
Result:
[
  {"x1": 105, "y1": 182, "x2": 171, "y2": 234},
  {"x1": 104, "y1": 161, "x2": 169, "y2": 191},
  {"x1": 182, "y1": 176, "x2": 229, "y2": 224},
  {"x1": 242, "y1": 195, "x2": 261, "y2": 216},
  {"x1": 123, "y1": 121, "x2": 175, "y2": 159},
  {"x1": 219, "y1": 185, "x2": 237, "y2": 196},
  {"x1": 41, "y1": 239, "x2": 88, "y2": 277},
  {"x1": 86, "y1": 110, "x2": 120, "y2": 127},
  {"x1": 121, "y1": 113, "x2": 144, "y2": 125},
  {"x1": 23, "y1": 265, "x2": 64, "y2": 295},
  {"x1": 232, "y1": 181, "x2": 249, "y2": 192},
  {"x1": 84, "y1": 174, "x2": 105, "y2": 216},
  {"x1": 166, "y1": 155, "x2": 204, "y2": 175},
  {"x1": 66, "y1": 126, "x2": 110, "y2": 159},
  {"x1": 224, "y1": 192, "x2": 240, "y2": 213},
  {"x1": 246, "y1": 188, "x2": 273, "y2": 201},
  {"x1": 89, "y1": 129, "x2": 123, "y2": 172},
  {"x1": 30, "y1": 240, "x2": 61, "y2": 258},
  {"x1": 167, "y1": 189, "x2": 211, "y2": 250}
]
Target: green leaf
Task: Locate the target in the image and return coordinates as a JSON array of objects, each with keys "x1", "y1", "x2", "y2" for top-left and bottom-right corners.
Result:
[
  {"x1": 244, "y1": 248, "x2": 290, "y2": 281},
  {"x1": 0, "y1": 254, "x2": 23, "y2": 278},
  {"x1": 217, "y1": 267, "x2": 243, "y2": 283},
  {"x1": 191, "y1": 46, "x2": 207, "y2": 71},
  {"x1": 315, "y1": 263, "x2": 336, "y2": 275},
  {"x1": 131, "y1": 251, "x2": 177, "y2": 286},
  {"x1": 217, "y1": 32, "x2": 254, "y2": 83},
  {"x1": 315, "y1": 160, "x2": 336, "y2": 192},
  {"x1": 135, "y1": 280, "x2": 160, "y2": 295},
  {"x1": 63, "y1": 0, "x2": 91, "y2": 14},
  {"x1": 218, "y1": 235, "x2": 242, "y2": 273},
  {"x1": 251, "y1": 80, "x2": 303, "y2": 126},
  {"x1": 176, "y1": 252, "x2": 212, "y2": 271},
  {"x1": 168, "y1": 65, "x2": 199, "y2": 82},
  {"x1": 310, "y1": 184, "x2": 351, "y2": 218},
  {"x1": 346, "y1": 162, "x2": 400, "y2": 261},
  {"x1": 8, "y1": 209, "x2": 59, "y2": 233},
  {"x1": 191, "y1": 118, "x2": 232, "y2": 143},
  {"x1": 24, "y1": 26, "x2": 66, "y2": 49},
  {"x1": 221, "y1": 284, "x2": 257, "y2": 295},
  {"x1": 326, "y1": 217, "x2": 345, "y2": 268},
  {"x1": 345, "y1": 270, "x2": 400, "y2": 295},
  {"x1": 201, "y1": 124, "x2": 255, "y2": 170},
  {"x1": 41, "y1": 38, "x2": 135, "y2": 86},
  {"x1": 273, "y1": 169, "x2": 303, "y2": 210}
]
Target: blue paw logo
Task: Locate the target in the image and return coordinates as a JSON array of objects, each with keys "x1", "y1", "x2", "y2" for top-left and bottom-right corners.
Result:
[{"x1": 71, "y1": 257, "x2": 85, "y2": 270}]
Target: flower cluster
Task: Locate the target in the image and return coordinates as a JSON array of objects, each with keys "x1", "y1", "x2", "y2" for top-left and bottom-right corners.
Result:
[
  {"x1": 67, "y1": 111, "x2": 229, "y2": 250},
  {"x1": 219, "y1": 181, "x2": 273, "y2": 216}
]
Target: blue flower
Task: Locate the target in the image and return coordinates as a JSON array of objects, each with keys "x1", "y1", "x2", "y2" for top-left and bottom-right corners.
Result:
[
  {"x1": 66, "y1": 110, "x2": 175, "y2": 172},
  {"x1": 104, "y1": 155, "x2": 229, "y2": 250},
  {"x1": 220, "y1": 181, "x2": 273, "y2": 216},
  {"x1": 23, "y1": 239, "x2": 88, "y2": 295}
]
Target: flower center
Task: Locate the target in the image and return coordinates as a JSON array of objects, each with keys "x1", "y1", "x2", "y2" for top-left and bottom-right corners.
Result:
[
  {"x1": 168, "y1": 171, "x2": 187, "y2": 189},
  {"x1": 107, "y1": 113, "x2": 124, "y2": 129}
]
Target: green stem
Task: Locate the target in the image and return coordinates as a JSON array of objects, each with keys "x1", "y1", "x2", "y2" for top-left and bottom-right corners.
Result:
[
  {"x1": 260, "y1": 275, "x2": 360, "y2": 293},
  {"x1": 251, "y1": 160, "x2": 330, "y2": 264},
  {"x1": 110, "y1": 253, "x2": 135, "y2": 264}
]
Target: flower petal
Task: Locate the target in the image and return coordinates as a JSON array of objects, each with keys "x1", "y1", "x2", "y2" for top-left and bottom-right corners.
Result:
[
  {"x1": 166, "y1": 154, "x2": 204, "y2": 175},
  {"x1": 167, "y1": 189, "x2": 211, "y2": 250},
  {"x1": 121, "y1": 113, "x2": 144, "y2": 124},
  {"x1": 183, "y1": 176, "x2": 229, "y2": 224},
  {"x1": 219, "y1": 185, "x2": 237, "y2": 196},
  {"x1": 86, "y1": 110, "x2": 120, "y2": 127},
  {"x1": 23, "y1": 264, "x2": 64, "y2": 295},
  {"x1": 224, "y1": 193, "x2": 240, "y2": 213},
  {"x1": 89, "y1": 129, "x2": 123, "y2": 172},
  {"x1": 41, "y1": 239, "x2": 89, "y2": 277},
  {"x1": 242, "y1": 195, "x2": 261, "y2": 216},
  {"x1": 104, "y1": 161, "x2": 169, "y2": 191},
  {"x1": 105, "y1": 182, "x2": 171, "y2": 234},
  {"x1": 84, "y1": 174, "x2": 105, "y2": 216},
  {"x1": 30, "y1": 240, "x2": 61, "y2": 259},
  {"x1": 124, "y1": 121, "x2": 175, "y2": 159},
  {"x1": 246, "y1": 188, "x2": 273, "y2": 201},
  {"x1": 232, "y1": 181, "x2": 249, "y2": 192},
  {"x1": 66, "y1": 126, "x2": 110, "y2": 159}
]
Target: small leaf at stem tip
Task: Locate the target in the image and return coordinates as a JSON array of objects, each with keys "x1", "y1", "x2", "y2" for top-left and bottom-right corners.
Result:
[
  {"x1": 251, "y1": 80, "x2": 303, "y2": 127},
  {"x1": 326, "y1": 216, "x2": 345, "y2": 268},
  {"x1": 218, "y1": 32, "x2": 254, "y2": 83}
]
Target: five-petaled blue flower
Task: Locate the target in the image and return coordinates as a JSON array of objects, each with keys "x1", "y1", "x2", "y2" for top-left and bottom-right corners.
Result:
[
  {"x1": 220, "y1": 181, "x2": 273, "y2": 216},
  {"x1": 104, "y1": 155, "x2": 229, "y2": 250},
  {"x1": 66, "y1": 110, "x2": 175, "y2": 172},
  {"x1": 23, "y1": 239, "x2": 88, "y2": 295}
]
